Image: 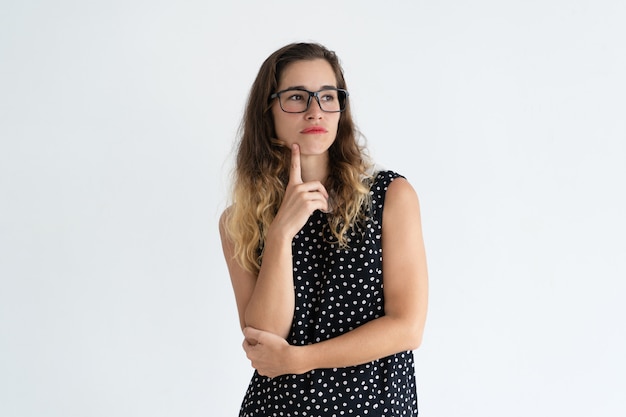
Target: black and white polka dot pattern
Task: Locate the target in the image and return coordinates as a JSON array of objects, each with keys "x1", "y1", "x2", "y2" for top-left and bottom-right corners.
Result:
[{"x1": 240, "y1": 171, "x2": 418, "y2": 416}]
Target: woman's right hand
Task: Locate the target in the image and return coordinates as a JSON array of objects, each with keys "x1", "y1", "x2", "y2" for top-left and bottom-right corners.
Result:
[{"x1": 269, "y1": 144, "x2": 329, "y2": 240}]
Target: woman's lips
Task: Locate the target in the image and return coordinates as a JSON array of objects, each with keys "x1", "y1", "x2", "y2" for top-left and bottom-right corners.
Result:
[{"x1": 301, "y1": 126, "x2": 328, "y2": 134}]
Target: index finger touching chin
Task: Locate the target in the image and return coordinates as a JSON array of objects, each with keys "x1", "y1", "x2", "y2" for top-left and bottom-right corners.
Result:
[{"x1": 289, "y1": 143, "x2": 303, "y2": 185}]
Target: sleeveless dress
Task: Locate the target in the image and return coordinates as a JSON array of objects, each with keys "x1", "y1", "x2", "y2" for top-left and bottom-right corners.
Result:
[{"x1": 240, "y1": 170, "x2": 418, "y2": 416}]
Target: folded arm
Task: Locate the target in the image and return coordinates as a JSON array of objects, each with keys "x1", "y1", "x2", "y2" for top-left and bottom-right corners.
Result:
[{"x1": 243, "y1": 178, "x2": 429, "y2": 377}]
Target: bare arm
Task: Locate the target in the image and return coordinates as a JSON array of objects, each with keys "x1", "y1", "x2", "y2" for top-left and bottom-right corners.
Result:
[
  {"x1": 220, "y1": 144, "x2": 329, "y2": 339},
  {"x1": 243, "y1": 177, "x2": 429, "y2": 376},
  {"x1": 219, "y1": 212, "x2": 295, "y2": 337}
]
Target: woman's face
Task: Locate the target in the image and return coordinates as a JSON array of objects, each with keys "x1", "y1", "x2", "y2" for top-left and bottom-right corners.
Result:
[{"x1": 271, "y1": 59, "x2": 341, "y2": 157}]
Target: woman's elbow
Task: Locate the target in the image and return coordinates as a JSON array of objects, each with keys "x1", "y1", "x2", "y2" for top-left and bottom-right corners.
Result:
[
  {"x1": 391, "y1": 317, "x2": 424, "y2": 351},
  {"x1": 404, "y1": 321, "x2": 425, "y2": 350},
  {"x1": 404, "y1": 328, "x2": 423, "y2": 350},
  {"x1": 407, "y1": 332, "x2": 423, "y2": 351}
]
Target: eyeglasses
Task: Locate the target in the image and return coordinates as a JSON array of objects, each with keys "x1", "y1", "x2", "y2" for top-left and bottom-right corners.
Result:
[{"x1": 270, "y1": 87, "x2": 349, "y2": 113}]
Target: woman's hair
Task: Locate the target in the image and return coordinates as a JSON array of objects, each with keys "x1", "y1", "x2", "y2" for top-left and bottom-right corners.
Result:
[{"x1": 225, "y1": 42, "x2": 373, "y2": 274}]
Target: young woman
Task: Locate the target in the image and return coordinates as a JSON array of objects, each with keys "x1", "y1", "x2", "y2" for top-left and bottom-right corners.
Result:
[{"x1": 219, "y1": 42, "x2": 428, "y2": 416}]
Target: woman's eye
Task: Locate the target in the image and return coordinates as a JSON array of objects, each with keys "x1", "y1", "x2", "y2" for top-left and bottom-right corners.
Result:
[
  {"x1": 320, "y1": 92, "x2": 337, "y2": 102},
  {"x1": 287, "y1": 94, "x2": 304, "y2": 101}
]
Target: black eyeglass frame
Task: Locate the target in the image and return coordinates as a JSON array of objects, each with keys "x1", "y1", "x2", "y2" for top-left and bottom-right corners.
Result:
[{"x1": 270, "y1": 87, "x2": 349, "y2": 113}]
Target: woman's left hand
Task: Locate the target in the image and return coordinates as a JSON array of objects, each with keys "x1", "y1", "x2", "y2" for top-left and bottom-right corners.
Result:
[{"x1": 242, "y1": 327, "x2": 297, "y2": 378}]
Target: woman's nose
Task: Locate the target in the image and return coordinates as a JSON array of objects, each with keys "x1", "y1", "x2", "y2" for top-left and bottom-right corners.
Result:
[{"x1": 305, "y1": 97, "x2": 323, "y2": 119}]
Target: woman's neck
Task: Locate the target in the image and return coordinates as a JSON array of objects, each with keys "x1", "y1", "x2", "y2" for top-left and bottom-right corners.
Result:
[{"x1": 300, "y1": 153, "x2": 329, "y2": 185}]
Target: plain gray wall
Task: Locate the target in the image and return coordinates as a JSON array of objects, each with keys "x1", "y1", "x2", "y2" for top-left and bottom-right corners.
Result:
[{"x1": 1, "y1": 0, "x2": 625, "y2": 416}]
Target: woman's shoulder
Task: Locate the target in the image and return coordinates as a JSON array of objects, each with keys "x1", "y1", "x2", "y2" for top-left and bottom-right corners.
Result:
[
  {"x1": 364, "y1": 166, "x2": 418, "y2": 220},
  {"x1": 369, "y1": 166, "x2": 419, "y2": 202},
  {"x1": 369, "y1": 165, "x2": 407, "y2": 187},
  {"x1": 218, "y1": 205, "x2": 234, "y2": 235}
]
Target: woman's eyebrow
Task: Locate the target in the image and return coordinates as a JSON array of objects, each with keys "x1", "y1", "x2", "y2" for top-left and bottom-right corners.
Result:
[{"x1": 282, "y1": 84, "x2": 338, "y2": 91}]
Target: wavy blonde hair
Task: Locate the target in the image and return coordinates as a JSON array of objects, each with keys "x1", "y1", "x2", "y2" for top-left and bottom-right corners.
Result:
[{"x1": 225, "y1": 43, "x2": 373, "y2": 274}]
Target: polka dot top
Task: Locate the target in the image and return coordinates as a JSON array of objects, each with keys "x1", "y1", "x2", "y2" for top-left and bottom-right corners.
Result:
[{"x1": 240, "y1": 170, "x2": 418, "y2": 416}]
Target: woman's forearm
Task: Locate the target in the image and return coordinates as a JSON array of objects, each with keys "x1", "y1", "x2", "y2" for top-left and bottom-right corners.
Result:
[
  {"x1": 290, "y1": 314, "x2": 425, "y2": 374},
  {"x1": 243, "y1": 231, "x2": 295, "y2": 339}
]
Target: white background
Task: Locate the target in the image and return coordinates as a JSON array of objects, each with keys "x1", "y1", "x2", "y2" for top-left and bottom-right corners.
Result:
[{"x1": 1, "y1": 1, "x2": 625, "y2": 416}]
